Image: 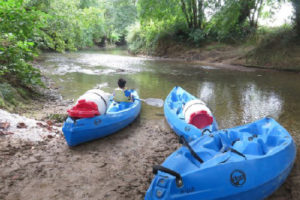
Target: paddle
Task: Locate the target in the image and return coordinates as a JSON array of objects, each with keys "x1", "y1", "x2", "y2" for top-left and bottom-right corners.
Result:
[{"x1": 136, "y1": 98, "x2": 164, "y2": 107}]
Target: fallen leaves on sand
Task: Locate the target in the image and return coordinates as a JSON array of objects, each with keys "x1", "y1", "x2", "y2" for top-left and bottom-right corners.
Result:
[
  {"x1": 46, "y1": 120, "x2": 53, "y2": 126},
  {"x1": 17, "y1": 122, "x2": 27, "y2": 129},
  {"x1": 47, "y1": 135, "x2": 54, "y2": 139},
  {"x1": 0, "y1": 122, "x2": 10, "y2": 130},
  {"x1": 0, "y1": 131, "x2": 14, "y2": 136},
  {"x1": 36, "y1": 122, "x2": 53, "y2": 132}
]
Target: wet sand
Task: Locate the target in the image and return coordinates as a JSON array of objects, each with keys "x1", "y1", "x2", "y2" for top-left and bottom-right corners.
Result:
[{"x1": 0, "y1": 117, "x2": 180, "y2": 200}]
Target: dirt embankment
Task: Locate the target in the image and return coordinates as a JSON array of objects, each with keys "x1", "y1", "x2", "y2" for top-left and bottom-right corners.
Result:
[{"x1": 147, "y1": 40, "x2": 300, "y2": 72}]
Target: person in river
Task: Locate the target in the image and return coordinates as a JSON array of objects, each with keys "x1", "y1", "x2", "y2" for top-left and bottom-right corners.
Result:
[{"x1": 113, "y1": 78, "x2": 132, "y2": 102}]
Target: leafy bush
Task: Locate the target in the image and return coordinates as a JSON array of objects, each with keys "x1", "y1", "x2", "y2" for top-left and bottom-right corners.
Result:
[{"x1": 0, "y1": 0, "x2": 43, "y2": 87}]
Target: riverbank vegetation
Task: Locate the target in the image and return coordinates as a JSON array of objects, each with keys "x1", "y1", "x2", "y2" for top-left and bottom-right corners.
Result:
[
  {"x1": 128, "y1": 0, "x2": 300, "y2": 69},
  {"x1": 0, "y1": 0, "x2": 136, "y2": 109},
  {"x1": 1, "y1": 0, "x2": 300, "y2": 109}
]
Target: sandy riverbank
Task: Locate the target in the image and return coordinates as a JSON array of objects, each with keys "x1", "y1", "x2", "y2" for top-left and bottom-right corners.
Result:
[
  {"x1": 0, "y1": 109, "x2": 299, "y2": 200},
  {"x1": 0, "y1": 114, "x2": 180, "y2": 200}
]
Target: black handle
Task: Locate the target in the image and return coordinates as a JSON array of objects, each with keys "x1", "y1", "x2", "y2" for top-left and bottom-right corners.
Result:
[
  {"x1": 202, "y1": 129, "x2": 211, "y2": 135},
  {"x1": 179, "y1": 136, "x2": 204, "y2": 163},
  {"x1": 229, "y1": 148, "x2": 247, "y2": 160},
  {"x1": 153, "y1": 165, "x2": 183, "y2": 187},
  {"x1": 222, "y1": 146, "x2": 247, "y2": 160}
]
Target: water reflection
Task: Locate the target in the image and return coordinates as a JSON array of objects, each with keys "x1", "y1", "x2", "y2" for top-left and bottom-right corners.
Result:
[
  {"x1": 197, "y1": 82, "x2": 215, "y2": 103},
  {"x1": 241, "y1": 83, "x2": 283, "y2": 123}
]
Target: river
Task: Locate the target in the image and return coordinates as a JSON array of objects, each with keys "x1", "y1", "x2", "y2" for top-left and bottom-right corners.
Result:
[{"x1": 38, "y1": 49, "x2": 300, "y2": 131}]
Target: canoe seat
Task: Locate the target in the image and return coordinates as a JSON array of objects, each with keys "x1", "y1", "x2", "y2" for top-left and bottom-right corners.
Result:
[
  {"x1": 108, "y1": 102, "x2": 132, "y2": 112},
  {"x1": 242, "y1": 142, "x2": 265, "y2": 155},
  {"x1": 171, "y1": 92, "x2": 178, "y2": 102},
  {"x1": 202, "y1": 136, "x2": 222, "y2": 152},
  {"x1": 232, "y1": 135, "x2": 286, "y2": 156}
]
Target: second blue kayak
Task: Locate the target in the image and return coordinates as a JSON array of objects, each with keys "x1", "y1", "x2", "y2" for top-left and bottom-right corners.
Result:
[
  {"x1": 145, "y1": 117, "x2": 296, "y2": 200},
  {"x1": 164, "y1": 86, "x2": 218, "y2": 142}
]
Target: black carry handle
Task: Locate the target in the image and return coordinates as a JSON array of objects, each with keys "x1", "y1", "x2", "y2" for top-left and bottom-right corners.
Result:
[
  {"x1": 179, "y1": 136, "x2": 204, "y2": 164},
  {"x1": 202, "y1": 128, "x2": 211, "y2": 135},
  {"x1": 229, "y1": 148, "x2": 247, "y2": 160},
  {"x1": 153, "y1": 165, "x2": 183, "y2": 187}
]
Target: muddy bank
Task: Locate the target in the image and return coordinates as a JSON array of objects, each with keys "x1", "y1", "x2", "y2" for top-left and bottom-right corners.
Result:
[
  {"x1": 141, "y1": 41, "x2": 300, "y2": 72},
  {"x1": 0, "y1": 118, "x2": 180, "y2": 200},
  {"x1": 0, "y1": 114, "x2": 299, "y2": 199}
]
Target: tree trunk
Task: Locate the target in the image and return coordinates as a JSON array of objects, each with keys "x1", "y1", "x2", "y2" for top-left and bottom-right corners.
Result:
[
  {"x1": 292, "y1": 0, "x2": 300, "y2": 34},
  {"x1": 180, "y1": 0, "x2": 192, "y2": 28},
  {"x1": 238, "y1": 0, "x2": 255, "y2": 25},
  {"x1": 192, "y1": 0, "x2": 198, "y2": 28},
  {"x1": 180, "y1": 0, "x2": 204, "y2": 30},
  {"x1": 197, "y1": 0, "x2": 203, "y2": 29}
]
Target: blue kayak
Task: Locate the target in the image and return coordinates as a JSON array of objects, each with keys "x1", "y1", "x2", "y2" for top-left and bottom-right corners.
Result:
[
  {"x1": 62, "y1": 90, "x2": 141, "y2": 146},
  {"x1": 164, "y1": 86, "x2": 218, "y2": 142},
  {"x1": 145, "y1": 117, "x2": 296, "y2": 200}
]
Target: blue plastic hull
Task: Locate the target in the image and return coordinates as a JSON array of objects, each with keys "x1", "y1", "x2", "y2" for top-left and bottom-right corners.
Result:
[
  {"x1": 164, "y1": 86, "x2": 218, "y2": 142},
  {"x1": 145, "y1": 118, "x2": 297, "y2": 200},
  {"x1": 62, "y1": 91, "x2": 141, "y2": 146}
]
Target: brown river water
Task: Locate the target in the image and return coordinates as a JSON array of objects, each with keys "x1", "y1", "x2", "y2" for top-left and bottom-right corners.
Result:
[{"x1": 1, "y1": 49, "x2": 299, "y2": 200}]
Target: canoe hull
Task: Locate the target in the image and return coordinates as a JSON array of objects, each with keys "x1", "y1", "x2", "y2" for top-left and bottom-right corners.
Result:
[{"x1": 62, "y1": 91, "x2": 141, "y2": 146}]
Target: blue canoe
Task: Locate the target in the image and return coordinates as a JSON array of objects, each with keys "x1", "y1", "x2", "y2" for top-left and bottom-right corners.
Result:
[
  {"x1": 145, "y1": 117, "x2": 296, "y2": 200},
  {"x1": 164, "y1": 86, "x2": 218, "y2": 142},
  {"x1": 62, "y1": 90, "x2": 141, "y2": 146}
]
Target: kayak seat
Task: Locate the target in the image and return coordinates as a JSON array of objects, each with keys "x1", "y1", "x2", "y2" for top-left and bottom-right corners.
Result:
[
  {"x1": 171, "y1": 92, "x2": 178, "y2": 102},
  {"x1": 232, "y1": 134, "x2": 285, "y2": 156},
  {"x1": 266, "y1": 135, "x2": 284, "y2": 147},
  {"x1": 261, "y1": 135, "x2": 285, "y2": 154},
  {"x1": 202, "y1": 136, "x2": 222, "y2": 152},
  {"x1": 181, "y1": 93, "x2": 189, "y2": 102},
  {"x1": 108, "y1": 102, "x2": 132, "y2": 112},
  {"x1": 242, "y1": 142, "x2": 265, "y2": 155}
]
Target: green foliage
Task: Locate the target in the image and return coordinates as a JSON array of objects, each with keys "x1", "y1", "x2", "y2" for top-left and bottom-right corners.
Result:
[
  {"x1": 128, "y1": 0, "x2": 293, "y2": 51},
  {"x1": 0, "y1": 0, "x2": 138, "y2": 91},
  {"x1": 46, "y1": 113, "x2": 68, "y2": 123},
  {"x1": 127, "y1": 0, "x2": 189, "y2": 52},
  {"x1": 0, "y1": 0, "x2": 43, "y2": 87},
  {"x1": 0, "y1": 82, "x2": 23, "y2": 109},
  {"x1": 188, "y1": 28, "x2": 207, "y2": 44},
  {"x1": 105, "y1": 0, "x2": 137, "y2": 42}
]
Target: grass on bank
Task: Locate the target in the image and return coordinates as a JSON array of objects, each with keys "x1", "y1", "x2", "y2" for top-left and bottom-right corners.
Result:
[
  {"x1": 0, "y1": 81, "x2": 40, "y2": 112},
  {"x1": 245, "y1": 25, "x2": 300, "y2": 71}
]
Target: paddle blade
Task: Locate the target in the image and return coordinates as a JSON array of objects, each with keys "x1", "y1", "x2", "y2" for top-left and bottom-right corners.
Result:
[{"x1": 144, "y1": 98, "x2": 164, "y2": 107}]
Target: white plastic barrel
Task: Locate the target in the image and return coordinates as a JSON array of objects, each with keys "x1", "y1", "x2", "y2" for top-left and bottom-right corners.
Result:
[
  {"x1": 183, "y1": 99, "x2": 213, "y2": 129},
  {"x1": 77, "y1": 89, "x2": 111, "y2": 115}
]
